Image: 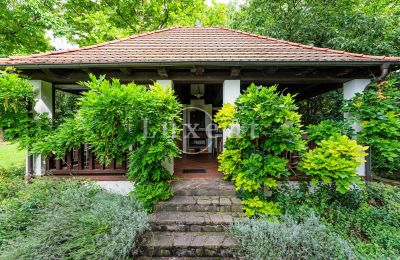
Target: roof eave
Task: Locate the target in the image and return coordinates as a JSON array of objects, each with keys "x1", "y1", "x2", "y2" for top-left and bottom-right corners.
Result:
[{"x1": 1, "y1": 60, "x2": 398, "y2": 69}]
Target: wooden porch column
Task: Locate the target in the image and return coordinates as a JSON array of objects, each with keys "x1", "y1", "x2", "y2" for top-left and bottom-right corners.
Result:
[
  {"x1": 27, "y1": 80, "x2": 54, "y2": 177},
  {"x1": 156, "y1": 79, "x2": 174, "y2": 175},
  {"x1": 222, "y1": 80, "x2": 241, "y2": 146},
  {"x1": 343, "y1": 79, "x2": 371, "y2": 177}
]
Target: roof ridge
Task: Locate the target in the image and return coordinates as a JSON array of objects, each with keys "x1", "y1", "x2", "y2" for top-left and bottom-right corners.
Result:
[
  {"x1": 217, "y1": 26, "x2": 396, "y2": 61},
  {"x1": 8, "y1": 26, "x2": 182, "y2": 60}
]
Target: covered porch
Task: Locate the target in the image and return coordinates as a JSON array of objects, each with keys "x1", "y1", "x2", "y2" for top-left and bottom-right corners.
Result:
[{"x1": 1, "y1": 26, "x2": 398, "y2": 180}]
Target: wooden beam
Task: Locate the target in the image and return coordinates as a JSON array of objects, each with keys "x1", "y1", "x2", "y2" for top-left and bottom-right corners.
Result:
[
  {"x1": 265, "y1": 67, "x2": 278, "y2": 75},
  {"x1": 119, "y1": 68, "x2": 133, "y2": 75},
  {"x1": 27, "y1": 69, "x2": 370, "y2": 85},
  {"x1": 296, "y1": 68, "x2": 316, "y2": 77},
  {"x1": 41, "y1": 68, "x2": 64, "y2": 78},
  {"x1": 190, "y1": 66, "x2": 205, "y2": 76},
  {"x1": 81, "y1": 68, "x2": 93, "y2": 74},
  {"x1": 230, "y1": 68, "x2": 241, "y2": 77},
  {"x1": 336, "y1": 68, "x2": 354, "y2": 76},
  {"x1": 157, "y1": 68, "x2": 168, "y2": 78}
]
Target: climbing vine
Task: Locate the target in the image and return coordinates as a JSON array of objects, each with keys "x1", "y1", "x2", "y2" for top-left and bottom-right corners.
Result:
[
  {"x1": 1, "y1": 71, "x2": 181, "y2": 210},
  {"x1": 0, "y1": 68, "x2": 52, "y2": 148},
  {"x1": 215, "y1": 84, "x2": 305, "y2": 217}
]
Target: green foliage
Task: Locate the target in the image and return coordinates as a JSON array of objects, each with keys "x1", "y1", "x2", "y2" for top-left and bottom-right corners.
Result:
[
  {"x1": 131, "y1": 182, "x2": 174, "y2": 211},
  {"x1": 297, "y1": 89, "x2": 344, "y2": 126},
  {"x1": 54, "y1": 90, "x2": 80, "y2": 125},
  {"x1": 30, "y1": 75, "x2": 181, "y2": 209},
  {"x1": 276, "y1": 182, "x2": 400, "y2": 258},
  {"x1": 230, "y1": 213, "x2": 355, "y2": 259},
  {"x1": 0, "y1": 179, "x2": 149, "y2": 259},
  {"x1": 228, "y1": 0, "x2": 400, "y2": 57},
  {"x1": 0, "y1": 69, "x2": 52, "y2": 149},
  {"x1": 214, "y1": 103, "x2": 236, "y2": 129},
  {"x1": 57, "y1": 0, "x2": 228, "y2": 46},
  {"x1": 1, "y1": 71, "x2": 181, "y2": 210},
  {"x1": 306, "y1": 119, "x2": 353, "y2": 144},
  {"x1": 343, "y1": 80, "x2": 400, "y2": 178},
  {"x1": 216, "y1": 84, "x2": 305, "y2": 217},
  {"x1": 299, "y1": 134, "x2": 367, "y2": 193},
  {"x1": 31, "y1": 118, "x2": 84, "y2": 158},
  {"x1": 0, "y1": 0, "x2": 57, "y2": 56},
  {"x1": 241, "y1": 196, "x2": 280, "y2": 218},
  {"x1": 0, "y1": 167, "x2": 25, "y2": 202},
  {"x1": 0, "y1": 0, "x2": 228, "y2": 56}
]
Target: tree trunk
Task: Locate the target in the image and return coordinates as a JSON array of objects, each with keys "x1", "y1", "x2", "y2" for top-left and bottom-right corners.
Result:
[{"x1": 0, "y1": 128, "x2": 4, "y2": 142}]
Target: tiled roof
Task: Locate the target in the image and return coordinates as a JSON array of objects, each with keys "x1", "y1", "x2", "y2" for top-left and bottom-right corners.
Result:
[{"x1": 1, "y1": 26, "x2": 399, "y2": 67}]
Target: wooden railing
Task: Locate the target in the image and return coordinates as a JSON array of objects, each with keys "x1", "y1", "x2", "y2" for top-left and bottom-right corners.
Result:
[{"x1": 47, "y1": 144, "x2": 127, "y2": 176}]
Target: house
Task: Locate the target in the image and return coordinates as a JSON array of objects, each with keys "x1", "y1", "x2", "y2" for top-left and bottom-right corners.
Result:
[{"x1": 1, "y1": 26, "x2": 399, "y2": 182}]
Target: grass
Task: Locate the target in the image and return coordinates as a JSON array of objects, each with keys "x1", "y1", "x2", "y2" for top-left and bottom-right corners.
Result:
[{"x1": 0, "y1": 142, "x2": 25, "y2": 169}]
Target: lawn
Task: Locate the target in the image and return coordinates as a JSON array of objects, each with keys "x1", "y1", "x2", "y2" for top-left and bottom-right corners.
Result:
[{"x1": 0, "y1": 142, "x2": 25, "y2": 169}]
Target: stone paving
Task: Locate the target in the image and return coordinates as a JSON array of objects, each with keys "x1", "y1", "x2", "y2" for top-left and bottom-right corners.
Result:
[{"x1": 138, "y1": 179, "x2": 243, "y2": 258}]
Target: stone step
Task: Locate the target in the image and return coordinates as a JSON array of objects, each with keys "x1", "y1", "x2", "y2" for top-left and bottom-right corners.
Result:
[
  {"x1": 150, "y1": 212, "x2": 242, "y2": 232},
  {"x1": 140, "y1": 232, "x2": 238, "y2": 257},
  {"x1": 172, "y1": 179, "x2": 236, "y2": 196},
  {"x1": 154, "y1": 196, "x2": 242, "y2": 213}
]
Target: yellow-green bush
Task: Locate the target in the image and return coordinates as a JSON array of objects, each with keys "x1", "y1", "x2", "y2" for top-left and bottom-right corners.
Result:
[{"x1": 299, "y1": 134, "x2": 368, "y2": 193}]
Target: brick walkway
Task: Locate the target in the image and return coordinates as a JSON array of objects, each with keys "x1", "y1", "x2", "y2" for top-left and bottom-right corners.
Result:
[{"x1": 138, "y1": 179, "x2": 243, "y2": 259}]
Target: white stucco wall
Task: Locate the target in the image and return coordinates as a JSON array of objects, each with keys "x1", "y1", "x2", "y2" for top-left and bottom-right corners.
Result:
[{"x1": 222, "y1": 80, "x2": 241, "y2": 143}]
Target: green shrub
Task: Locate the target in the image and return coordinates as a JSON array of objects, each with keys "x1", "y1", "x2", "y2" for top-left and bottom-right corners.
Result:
[
  {"x1": 343, "y1": 79, "x2": 400, "y2": 177},
  {"x1": 0, "y1": 167, "x2": 25, "y2": 202},
  {"x1": 299, "y1": 134, "x2": 367, "y2": 193},
  {"x1": 0, "y1": 179, "x2": 149, "y2": 259},
  {"x1": 131, "y1": 182, "x2": 174, "y2": 211},
  {"x1": 230, "y1": 213, "x2": 355, "y2": 259},
  {"x1": 275, "y1": 182, "x2": 400, "y2": 258},
  {"x1": 215, "y1": 84, "x2": 305, "y2": 217},
  {"x1": 306, "y1": 119, "x2": 353, "y2": 144},
  {"x1": 241, "y1": 196, "x2": 280, "y2": 217}
]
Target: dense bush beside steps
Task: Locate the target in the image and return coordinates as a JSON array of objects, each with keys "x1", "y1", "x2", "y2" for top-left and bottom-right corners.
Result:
[
  {"x1": 230, "y1": 214, "x2": 355, "y2": 259},
  {"x1": 0, "y1": 179, "x2": 149, "y2": 260},
  {"x1": 276, "y1": 182, "x2": 400, "y2": 259}
]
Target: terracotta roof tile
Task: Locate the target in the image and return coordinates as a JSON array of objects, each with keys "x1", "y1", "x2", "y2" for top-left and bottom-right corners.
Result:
[{"x1": 1, "y1": 26, "x2": 400, "y2": 67}]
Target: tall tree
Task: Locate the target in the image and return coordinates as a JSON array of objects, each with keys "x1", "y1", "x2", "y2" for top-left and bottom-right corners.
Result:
[
  {"x1": 0, "y1": 0, "x2": 59, "y2": 57},
  {"x1": 56, "y1": 0, "x2": 228, "y2": 46},
  {"x1": 0, "y1": 0, "x2": 228, "y2": 56},
  {"x1": 228, "y1": 0, "x2": 400, "y2": 56}
]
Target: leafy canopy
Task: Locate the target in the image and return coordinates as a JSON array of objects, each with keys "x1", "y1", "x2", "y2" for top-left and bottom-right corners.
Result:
[{"x1": 228, "y1": 0, "x2": 400, "y2": 56}]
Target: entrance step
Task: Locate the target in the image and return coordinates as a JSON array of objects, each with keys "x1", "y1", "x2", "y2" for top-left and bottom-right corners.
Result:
[
  {"x1": 140, "y1": 232, "x2": 238, "y2": 257},
  {"x1": 150, "y1": 212, "x2": 242, "y2": 232},
  {"x1": 137, "y1": 179, "x2": 242, "y2": 258},
  {"x1": 172, "y1": 179, "x2": 236, "y2": 196},
  {"x1": 154, "y1": 195, "x2": 242, "y2": 213}
]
